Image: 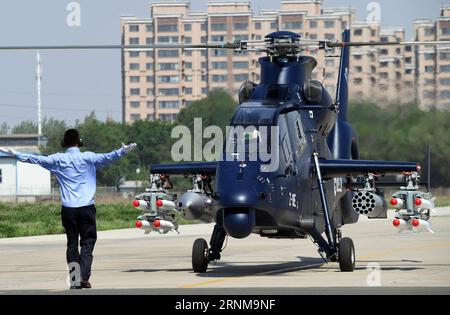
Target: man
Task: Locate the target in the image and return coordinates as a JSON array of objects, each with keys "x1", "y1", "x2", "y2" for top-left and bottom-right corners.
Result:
[{"x1": 0, "y1": 129, "x2": 137, "y2": 289}]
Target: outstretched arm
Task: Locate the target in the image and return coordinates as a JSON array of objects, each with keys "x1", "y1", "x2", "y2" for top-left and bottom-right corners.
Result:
[
  {"x1": 92, "y1": 143, "x2": 137, "y2": 169},
  {"x1": 0, "y1": 147, "x2": 58, "y2": 171}
]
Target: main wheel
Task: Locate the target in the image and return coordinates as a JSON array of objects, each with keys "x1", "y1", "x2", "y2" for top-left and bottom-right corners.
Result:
[
  {"x1": 192, "y1": 238, "x2": 209, "y2": 273},
  {"x1": 338, "y1": 237, "x2": 355, "y2": 272}
]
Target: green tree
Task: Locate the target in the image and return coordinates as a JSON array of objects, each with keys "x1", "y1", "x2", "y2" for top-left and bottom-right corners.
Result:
[{"x1": 0, "y1": 122, "x2": 9, "y2": 135}]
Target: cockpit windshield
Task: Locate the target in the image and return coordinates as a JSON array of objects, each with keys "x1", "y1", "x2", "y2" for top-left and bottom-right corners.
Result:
[{"x1": 231, "y1": 103, "x2": 278, "y2": 126}]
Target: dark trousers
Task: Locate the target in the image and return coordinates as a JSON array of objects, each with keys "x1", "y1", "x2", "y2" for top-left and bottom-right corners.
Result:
[{"x1": 61, "y1": 205, "x2": 97, "y2": 281}]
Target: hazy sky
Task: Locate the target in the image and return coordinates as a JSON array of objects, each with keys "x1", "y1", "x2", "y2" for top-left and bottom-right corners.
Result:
[{"x1": 0, "y1": 0, "x2": 444, "y2": 127}]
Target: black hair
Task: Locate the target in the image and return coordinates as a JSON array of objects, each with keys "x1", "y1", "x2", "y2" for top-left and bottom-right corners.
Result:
[{"x1": 61, "y1": 129, "x2": 84, "y2": 148}]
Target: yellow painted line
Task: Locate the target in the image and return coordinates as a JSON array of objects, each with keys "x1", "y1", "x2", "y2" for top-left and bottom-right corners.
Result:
[{"x1": 179, "y1": 241, "x2": 450, "y2": 289}]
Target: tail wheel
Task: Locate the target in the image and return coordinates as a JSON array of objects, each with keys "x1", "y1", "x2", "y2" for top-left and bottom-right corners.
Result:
[
  {"x1": 338, "y1": 237, "x2": 355, "y2": 272},
  {"x1": 192, "y1": 238, "x2": 209, "y2": 273}
]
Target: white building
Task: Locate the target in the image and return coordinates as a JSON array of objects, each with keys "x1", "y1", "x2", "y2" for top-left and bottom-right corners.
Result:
[{"x1": 0, "y1": 153, "x2": 51, "y2": 199}]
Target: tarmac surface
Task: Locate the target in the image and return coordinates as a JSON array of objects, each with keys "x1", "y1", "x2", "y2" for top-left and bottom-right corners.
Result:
[{"x1": 1, "y1": 208, "x2": 450, "y2": 295}]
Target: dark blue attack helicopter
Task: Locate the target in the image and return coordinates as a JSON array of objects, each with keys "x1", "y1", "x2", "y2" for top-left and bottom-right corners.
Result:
[
  {"x1": 2, "y1": 30, "x2": 446, "y2": 273},
  {"x1": 148, "y1": 30, "x2": 439, "y2": 272}
]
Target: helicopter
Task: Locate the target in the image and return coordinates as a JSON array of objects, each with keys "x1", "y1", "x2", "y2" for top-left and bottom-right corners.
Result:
[{"x1": 1, "y1": 29, "x2": 447, "y2": 273}]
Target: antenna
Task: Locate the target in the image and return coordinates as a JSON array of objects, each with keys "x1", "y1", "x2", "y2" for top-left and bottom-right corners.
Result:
[{"x1": 36, "y1": 51, "x2": 42, "y2": 142}]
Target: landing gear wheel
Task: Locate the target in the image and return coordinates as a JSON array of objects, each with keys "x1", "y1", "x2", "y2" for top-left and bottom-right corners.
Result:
[
  {"x1": 338, "y1": 237, "x2": 355, "y2": 272},
  {"x1": 192, "y1": 238, "x2": 209, "y2": 273}
]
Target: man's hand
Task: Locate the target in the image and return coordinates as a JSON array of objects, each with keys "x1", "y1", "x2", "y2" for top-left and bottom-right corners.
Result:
[
  {"x1": 121, "y1": 143, "x2": 137, "y2": 154},
  {"x1": 0, "y1": 147, "x2": 17, "y2": 156}
]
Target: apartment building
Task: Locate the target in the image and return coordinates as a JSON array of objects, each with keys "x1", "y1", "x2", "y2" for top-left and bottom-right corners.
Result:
[
  {"x1": 414, "y1": 5, "x2": 450, "y2": 109},
  {"x1": 120, "y1": 1, "x2": 449, "y2": 123}
]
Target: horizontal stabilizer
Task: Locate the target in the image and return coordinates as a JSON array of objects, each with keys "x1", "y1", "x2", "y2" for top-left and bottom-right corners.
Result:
[
  {"x1": 149, "y1": 162, "x2": 217, "y2": 175},
  {"x1": 319, "y1": 158, "x2": 418, "y2": 178}
]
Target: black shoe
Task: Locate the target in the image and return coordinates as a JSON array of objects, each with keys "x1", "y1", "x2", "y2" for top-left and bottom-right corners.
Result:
[{"x1": 80, "y1": 280, "x2": 92, "y2": 289}]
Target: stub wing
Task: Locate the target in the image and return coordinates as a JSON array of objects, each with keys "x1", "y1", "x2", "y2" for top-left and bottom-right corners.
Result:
[
  {"x1": 149, "y1": 161, "x2": 217, "y2": 175},
  {"x1": 318, "y1": 158, "x2": 419, "y2": 178}
]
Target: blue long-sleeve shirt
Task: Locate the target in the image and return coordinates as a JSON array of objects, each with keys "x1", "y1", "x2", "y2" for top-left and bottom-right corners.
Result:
[{"x1": 15, "y1": 147, "x2": 126, "y2": 208}]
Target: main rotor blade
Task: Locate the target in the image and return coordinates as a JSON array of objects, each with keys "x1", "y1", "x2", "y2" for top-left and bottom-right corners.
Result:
[
  {"x1": 326, "y1": 40, "x2": 450, "y2": 48},
  {"x1": 0, "y1": 43, "x2": 240, "y2": 51}
]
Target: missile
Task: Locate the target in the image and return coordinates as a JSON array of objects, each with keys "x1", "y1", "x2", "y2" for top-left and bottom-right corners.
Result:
[
  {"x1": 152, "y1": 219, "x2": 177, "y2": 232},
  {"x1": 155, "y1": 199, "x2": 176, "y2": 211},
  {"x1": 390, "y1": 197, "x2": 404, "y2": 209},
  {"x1": 411, "y1": 218, "x2": 434, "y2": 233},
  {"x1": 133, "y1": 199, "x2": 149, "y2": 210},
  {"x1": 392, "y1": 218, "x2": 410, "y2": 232},
  {"x1": 415, "y1": 198, "x2": 433, "y2": 210}
]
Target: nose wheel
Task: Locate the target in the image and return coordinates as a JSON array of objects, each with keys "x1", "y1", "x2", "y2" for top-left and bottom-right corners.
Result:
[
  {"x1": 192, "y1": 238, "x2": 209, "y2": 273},
  {"x1": 338, "y1": 237, "x2": 355, "y2": 272}
]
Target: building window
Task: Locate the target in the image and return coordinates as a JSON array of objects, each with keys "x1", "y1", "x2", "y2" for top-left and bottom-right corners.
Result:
[
  {"x1": 158, "y1": 50, "x2": 179, "y2": 58},
  {"x1": 212, "y1": 75, "x2": 228, "y2": 82},
  {"x1": 425, "y1": 65, "x2": 434, "y2": 73},
  {"x1": 185, "y1": 75, "x2": 193, "y2": 82},
  {"x1": 202, "y1": 88, "x2": 209, "y2": 94},
  {"x1": 379, "y1": 61, "x2": 388, "y2": 68},
  {"x1": 129, "y1": 51, "x2": 140, "y2": 58},
  {"x1": 184, "y1": 37, "x2": 192, "y2": 44},
  {"x1": 130, "y1": 114, "x2": 141, "y2": 121},
  {"x1": 159, "y1": 101, "x2": 180, "y2": 109},
  {"x1": 424, "y1": 28, "x2": 435, "y2": 36},
  {"x1": 440, "y1": 52, "x2": 450, "y2": 60},
  {"x1": 442, "y1": 28, "x2": 450, "y2": 35},
  {"x1": 146, "y1": 37, "x2": 153, "y2": 44},
  {"x1": 158, "y1": 75, "x2": 179, "y2": 83},
  {"x1": 130, "y1": 101, "x2": 140, "y2": 108},
  {"x1": 130, "y1": 76, "x2": 140, "y2": 83},
  {"x1": 146, "y1": 24, "x2": 153, "y2": 32},
  {"x1": 158, "y1": 88, "x2": 179, "y2": 96},
  {"x1": 324, "y1": 33, "x2": 335, "y2": 40},
  {"x1": 425, "y1": 53, "x2": 434, "y2": 60},
  {"x1": 234, "y1": 35, "x2": 248, "y2": 41},
  {"x1": 146, "y1": 51, "x2": 153, "y2": 57},
  {"x1": 405, "y1": 57, "x2": 412, "y2": 64},
  {"x1": 147, "y1": 101, "x2": 154, "y2": 108},
  {"x1": 233, "y1": 61, "x2": 249, "y2": 69},
  {"x1": 185, "y1": 62, "x2": 192, "y2": 69},
  {"x1": 324, "y1": 21, "x2": 335, "y2": 28},
  {"x1": 157, "y1": 36, "x2": 179, "y2": 43},
  {"x1": 185, "y1": 50, "x2": 192, "y2": 57},
  {"x1": 129, "y1": 25, "x2": 139, "y2": 32},
  {"x1": 282, "y1": 22, "x2": 302, "y2": 29},
  {"x1": 211, "y1": 35, "x2": 225, "y2": 42},
  {"x1": 212, "y1": 49, "x2": 227, "y2": 56},
  {"x1": 234, "y1": 23, "x2": 248, "y2": 31},
  {"x1": 147, "y1": 114, "x2": 155, "y2": 121},
  {"x1": 440, "y1": 78, "x2": 450, "y2": 85},
  {"x1": 309, "y1": 34, "x2": 317, "y2": 39},
  {"x1": 380, "y1": 49, "x2": 388, "y2": 55},
  {"x1": 380, "y1": 72, "x2": 388, "y2": 79},
  {"x1": 270, "y1": 21, "x2": 278, "y2": 30},
  {"x1": 146, "y1": 63, "x2": 154, "y2": 70},
  {"x1": 354, "y1": 54, "x2": 362, "y2": 60},
  {"x1": 440, "y1": 65, "x2": 450, "y2": 72},
  {"x1": 211, "y1": 23, "x2": 227, "y2": 31},
  {"x1": 185, "y1": 88, "x2": 192, "y2": 94},
  {"x1": 405, "y1": 45, "x2": 412, "y2": 52},
  {"x1": 130, "y1": 38, "x2": 140, "y2": 45},
  {"x1": 130, "y1": 88, "x2": 140, "y2": 96},
  {"x1": 129, "y1": 63, "x2": 140, "y2": 70},
  {"x1": 353, "y1": 29, "x2": 363, "y2": 36},
  {"x1": 354, "y1": 66, "x2": 362, "y2": 72},
  {"x1": 353, "y1": 78, "x2": 362, "y2": 85},
  {"x1": 158, "y1": 24, "x2": 178, "y2": 32},
  {"x1": 147, "y1": 88, "x2": 153, "y2": 96},
  {"x1": 212, "y1": 61, "x2": 227, "y2": 69},
  {"x1": 234, "y1": 74, "x2": 248, "y2": 81},
  {"x1": 255, "y1": 22, "x2": 261, "y2": 30},
  {"x1": 159, "y1": 114, "x2": 177, "y2": 121},
  {"x1": 147, "y1": 76, "x2": 154, "y2": 82},
  {"x1": 380, "y1": 37, "x2": 388, "y2": 43},
  {"x1": 184, "y1": 24, "x2": 192, "y2": 31},
  {"x1": 310, "y1": 21, "x2": 317, "y2": 28}
]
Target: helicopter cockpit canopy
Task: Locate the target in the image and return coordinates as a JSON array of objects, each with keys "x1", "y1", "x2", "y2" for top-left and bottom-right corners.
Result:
[{"x1": 231, "y1": 103, "x2": 277, "y2": 126}]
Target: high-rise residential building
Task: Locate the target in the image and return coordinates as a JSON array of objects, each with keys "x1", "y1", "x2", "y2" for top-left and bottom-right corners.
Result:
[
  {"x1": 120, "y1": 1, "x2": 449, "y2": 123},
  {"x1": 414, "y1": 5, "x2": 450, "y2": 110}
]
